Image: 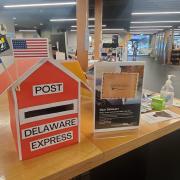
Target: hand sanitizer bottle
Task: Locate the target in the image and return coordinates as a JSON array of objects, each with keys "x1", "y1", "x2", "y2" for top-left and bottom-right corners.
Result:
[{"x1": 160, "y1": 75, "x2": 175, "y2": 107}]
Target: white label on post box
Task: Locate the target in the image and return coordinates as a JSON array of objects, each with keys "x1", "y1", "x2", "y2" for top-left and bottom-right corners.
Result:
[
  {"x1": 30, "y1": 131, "x2": 73, "y2": 151},
  {"x1": 33, "y1": 83, "x2": 63, "y2": 96},
  {"x1": 22, "y1": 118, "x2": 78, "y2": 139}
]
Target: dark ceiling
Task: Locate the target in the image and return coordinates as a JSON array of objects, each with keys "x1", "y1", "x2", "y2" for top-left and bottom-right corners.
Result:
[{"x1": 1, "y1": 0, "x2": 180, "y2": 32}]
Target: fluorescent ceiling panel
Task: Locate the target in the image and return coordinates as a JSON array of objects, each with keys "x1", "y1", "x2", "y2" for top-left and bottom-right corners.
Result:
[
  {"x1": 130, "y1": 26, "x2": 172, "y2": 28},
  {"x1": 130, "y1": 29, "x2": 163, "y2": 31},
  {"x1": 50, "y1": 18, "x2": 95, "y2": 22},
  {"x1": 4, "y1": 2, "x2": 76, "y2": 8},
  {"x1": 71, "y1": 25, "x2": 107, "y2": 28},
  {"x1": 103, "y1": 29, "x2": 124, "y2": 31},
  {"x1": 19, "y1": 30, "x2": 37, "y2": 32},
  {"x1": 132, "y1": 12, "x2": 180, "y2": 15},
  {"x1": 131, "y1": 21, "x2": 180, "y2": 24}
]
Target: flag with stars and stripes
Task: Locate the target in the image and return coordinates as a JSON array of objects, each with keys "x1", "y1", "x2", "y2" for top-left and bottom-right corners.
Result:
[
  {"x1": 12, "y1": 38, "x2": 49, "y2": 58},
  {"x1": 0, "y1": 34, "x2": 10, "y2": 54}
]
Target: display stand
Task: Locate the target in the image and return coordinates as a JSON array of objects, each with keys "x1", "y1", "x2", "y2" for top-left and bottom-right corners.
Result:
[{"x1": 94, "y1": 61, "x2": 144, "y2": 133}]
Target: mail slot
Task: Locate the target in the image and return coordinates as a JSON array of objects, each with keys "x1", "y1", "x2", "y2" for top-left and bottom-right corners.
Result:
[
  {"x1": 24, "y1": 103, "x2": 74, "y2": 118},
  {"x1": 19, "y1": 99, "x2": 78, "y2": 124}
]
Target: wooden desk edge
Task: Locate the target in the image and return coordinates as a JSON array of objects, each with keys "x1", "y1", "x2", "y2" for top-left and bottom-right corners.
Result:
[
  {"x1": 43, "y1": 153, "x2": 104, "y2": 180},
  {"x1": 102, "y1": 119, "x2": 180, "y2": 163}
]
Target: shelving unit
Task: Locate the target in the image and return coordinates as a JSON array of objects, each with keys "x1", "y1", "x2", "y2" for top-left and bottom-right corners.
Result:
[{"x1": 171, "y1": 49, "x2": 180, "y2": 65}]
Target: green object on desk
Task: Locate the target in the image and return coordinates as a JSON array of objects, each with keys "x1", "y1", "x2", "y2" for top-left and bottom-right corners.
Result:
[{"x1": 151, "y1": 96, "x2": 165, "y2": 111}]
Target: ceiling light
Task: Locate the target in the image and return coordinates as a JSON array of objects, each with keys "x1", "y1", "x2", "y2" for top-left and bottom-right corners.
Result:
[
  {"x1": 4, "y1": 2, "x2": 76, "y2": 8},
  {"x1": 40, "y1": 23, "x2": 44, "y2": 26},
  {"x1": 14, "y1": 24, "x2": 18, "y2": 26},
  {"x1": 130, "y1": 29, "x2": 163, "y2": 31},
  {"x1": 132, "y1": 12, "x2": 180, "y2": 15},
  {"x1": 89, "y1": 18, "x2": 95, "y2": 21},
  {"x1": 50, "y1": 18, "x2": 95, "y2": 22},
  {"x1": 130, "y1": 31, "x2": 158, "y2": 34},
  {"x1": 130, "y1": 32, "x2": 154, "y2": 34},
  {"x1": 71, "y1": 24, "x2": 107, "y2": 28},
  {"x1": 130, "y1": 32, "x2": 154, "y2": 33},
  {"x1": 19, "y1": 30, "x2": 37, "y2": 32},
  {"x1": 71, "y1": 29, "x2": 95, "y2": 32},
  {"x1": 50, "y1": 18, "x2": 76, "y2": 22},
  {"x1": 131, "y1": 21, "x2": 180, "y2": 24},
  {"x1": 103, "y1": 28, "x2": 125, "y2": 31},
  {"x1": 130, "y1": 26, "x2": 172, "y2": 28},
  {"x1": 70, "y1": 28, "x2": 125, "y2": 32},
  {"x1": 93, "y1": 24, "x2": 107, "y2": 27},
  {"x1": 12, "y1": 17, "x2": 16, "y2": 20}
]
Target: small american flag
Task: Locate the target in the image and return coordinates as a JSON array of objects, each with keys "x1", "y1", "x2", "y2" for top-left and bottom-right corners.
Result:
[{"x1": 12, "y1": 38, "x2": 49, "y2": 58}]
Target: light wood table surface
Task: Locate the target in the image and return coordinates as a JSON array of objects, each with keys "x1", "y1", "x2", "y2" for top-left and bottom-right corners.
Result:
[{"x1": 0, "y1": 93, "x2": 180, "y2": 180}]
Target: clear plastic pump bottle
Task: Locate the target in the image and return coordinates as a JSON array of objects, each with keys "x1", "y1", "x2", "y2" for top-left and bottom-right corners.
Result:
[{"x1": 160, "y1": 75, "x2": 175, "y2": 107}]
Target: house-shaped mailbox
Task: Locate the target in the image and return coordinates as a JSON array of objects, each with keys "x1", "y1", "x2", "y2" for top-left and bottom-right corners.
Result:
[{"x1": 8, "y1": 59, "x2": 80, "y2": 160}]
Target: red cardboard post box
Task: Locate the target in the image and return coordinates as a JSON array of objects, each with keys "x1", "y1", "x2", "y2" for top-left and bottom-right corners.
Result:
[{"x1": 8, "y1": 59, "x2": 80, "y2": 160}]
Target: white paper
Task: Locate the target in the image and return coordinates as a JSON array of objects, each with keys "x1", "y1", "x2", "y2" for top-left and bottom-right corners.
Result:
[
  {"x1": 142, "y1": 110, "x2": 180, "y2": 124},
  {"x1": 173, "y1": 99, "x2": 180, "y2": 108}
]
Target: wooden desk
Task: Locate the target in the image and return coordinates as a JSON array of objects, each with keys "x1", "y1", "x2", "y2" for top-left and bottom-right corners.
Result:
[{"x1": 0, "y1": 93, "x2": 180, "y2": 180}]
